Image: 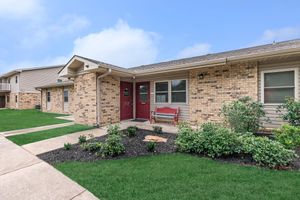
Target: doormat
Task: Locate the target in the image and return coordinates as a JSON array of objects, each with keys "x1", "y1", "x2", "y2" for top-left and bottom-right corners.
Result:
[{"x1": 131, "y1": 119, "x2": 148, "y2": 122}]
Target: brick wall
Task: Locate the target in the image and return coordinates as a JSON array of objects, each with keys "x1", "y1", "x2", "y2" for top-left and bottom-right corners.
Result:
[
  {"x1": 18, "y1": 92, "x2": 40, "y2": 109},
  {"x1": 189, "y1": 62, "x2": 258, "y2": 125},
  {"x1": 74, "y1": 73, "x2": 97, "y2": 126},
  {"x1": 99, "y1": 75, "x2": 120, "y2": 125}
]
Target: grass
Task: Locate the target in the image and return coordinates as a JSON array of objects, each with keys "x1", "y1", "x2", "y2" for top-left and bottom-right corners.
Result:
[
  {"x1": 55, "y1": 153, "x2": 300, "y2": 200},
  {"x1": 0, "y1": 109, "x2": 70, "y2": 131},
  {"x1": 7, "y1": 124, "x2": 93, "y2": 145}
]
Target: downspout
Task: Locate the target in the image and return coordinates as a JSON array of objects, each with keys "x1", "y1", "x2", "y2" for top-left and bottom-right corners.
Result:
[{"x1": 96, "y1": 68, "x2": 112, "y2": 127}]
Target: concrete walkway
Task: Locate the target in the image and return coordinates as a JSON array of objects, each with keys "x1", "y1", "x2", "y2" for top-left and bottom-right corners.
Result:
[
  {"x1": 0, "y1": 135, "x2": 98, "y2": 200},
  {"x1": 0, "y1": 122, "x2": 75, "y2": 137},
  {"x1": 23, "y1": 128, "x2": 107, "y2": 155}
]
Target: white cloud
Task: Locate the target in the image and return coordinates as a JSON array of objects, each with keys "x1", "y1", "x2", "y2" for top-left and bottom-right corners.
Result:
[
  {"x1": 21, "y1": 15, "x2": 90, "y2": 48},
  {"x1": 250, "y1": 26, "x2": 300, "y2": 46},
  {"x1": 177, "y1": 43, "x2": 211, "y2": 58},
  {"x1": 71, "y1": 20, "x2": 159, "y2": 67},
  {"x1": 0, "y1": 0, "x2": 43, "y2": 19}
]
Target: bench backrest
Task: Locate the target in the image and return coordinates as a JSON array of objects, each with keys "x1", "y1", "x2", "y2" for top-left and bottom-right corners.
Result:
[{"x1": 155, "y1": 107, "x2": 179, "y2": 115}]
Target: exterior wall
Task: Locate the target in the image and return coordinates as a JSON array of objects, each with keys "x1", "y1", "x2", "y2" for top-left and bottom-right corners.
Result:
[
  {"x1": 18, "y1": 93, "x2": 40, "y2": 109},
  {"x1": 189, "y1": 62, "x2": 258, "y2": 125},
  {"x1": 19, "y1": 66, "x2": 64, "y2": 92},
  {"x1": 135, "y1": 71, "x2": 190, "y2": 121},
  {"x1": 6, "y1": 93, "x2": 18, "y2": 109},
  {"x1": 41, "y1": 86, "x2": 74, "y2": 114},
  {"x1": 99, "y1": 75, "x2": 120, "y2": 125},
  {"x1": 74, "y1": 73, "x2": 97, "y2": 126},
  {"x1": 8, "y1": 73, "x2": 20, "y2": 93},
  {"x1": 258, "y1": 60, "x2": 300, "y2": 128}
]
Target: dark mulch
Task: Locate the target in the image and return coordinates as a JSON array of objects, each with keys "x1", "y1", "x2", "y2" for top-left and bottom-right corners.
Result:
[
  {"x1": 38, "y1": 129, "x2": 300, "y2": 170},
  {"x1": 38, "y1": 129, "x2": 177, "y2": 165}
]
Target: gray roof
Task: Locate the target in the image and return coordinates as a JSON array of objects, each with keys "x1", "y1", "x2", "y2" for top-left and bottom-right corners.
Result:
[
  {"x1": 130, "y1": 39, "x2": 300, "y2": 73},
  {"x1": 0, "y1": 65, "x2": 64, "y2": 78},
  {"x1": 36, "y1": 80, "x2": 74, "y2": 89}
]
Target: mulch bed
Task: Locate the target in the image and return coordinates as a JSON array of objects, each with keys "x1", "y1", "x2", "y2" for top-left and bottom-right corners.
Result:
[
  {"x1": 38, "y1": 129, "x2": 300, "y2": 170},
  {"x1": 38, "y1": 129, "x2": 177, "y2": 165}
]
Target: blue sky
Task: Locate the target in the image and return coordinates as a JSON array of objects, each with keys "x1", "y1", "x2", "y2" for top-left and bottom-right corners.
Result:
[{"x1": 1, "y1": 0, "x2": 300, "y2": 74}]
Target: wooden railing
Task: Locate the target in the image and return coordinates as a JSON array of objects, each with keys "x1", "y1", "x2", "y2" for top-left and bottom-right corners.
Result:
[{"x1": 0, "y1": 83, "x2": 11, "y2": 91}]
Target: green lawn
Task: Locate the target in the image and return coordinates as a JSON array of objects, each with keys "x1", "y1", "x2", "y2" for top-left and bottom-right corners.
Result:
[
  {"x1": 7, "y1": 124, "x2": 93, "y2": 145},
  {"x1": 0, "y1": 109, "x2": 70, "y2": 131},
  {"x1": 56, "y1": 153, "x2": 300, "y2": 200}
]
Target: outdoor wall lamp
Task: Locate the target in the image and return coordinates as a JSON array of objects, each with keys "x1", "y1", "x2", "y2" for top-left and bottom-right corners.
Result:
[{"x1": 198, "y1": 73, "x2": 204, "y2": 80}]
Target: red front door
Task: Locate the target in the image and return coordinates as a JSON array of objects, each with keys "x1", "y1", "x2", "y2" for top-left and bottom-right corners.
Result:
[
  {"x1": 136, "y1": 82, "x2": 150, "y2": 119},
  {"x1": 120, "y1": 81, "x2": 133, "y2": 120}
]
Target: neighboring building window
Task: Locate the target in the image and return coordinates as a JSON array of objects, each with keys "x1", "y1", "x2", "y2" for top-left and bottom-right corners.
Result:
[
  {"x1": 155, "y1": 79, "x2": 188, "y2": 103},
  {"x1": 47, "y1": 91, "x2": 51, "y2": 102},
  {"x1": 64, "y1": 89, "x2": 69, "y2": 103},
  {"x1": 155, "y1": 82, "x2": 169, "y2": 103},
  {"x1": 15, "y1": 76, "x2": 18, "y2": 84},
  {"x1": 262, "y1": 69, "x2": 296, "y2": 104},
  {"x1": 171, "y1": 80, "x2": 187, "y2": 103},
  {"x1": 7, "y1": 78, "x2": 10, "y2": 84},
  {"x1": 15, "y1": 95, "x2": 17, "y2": 103}
]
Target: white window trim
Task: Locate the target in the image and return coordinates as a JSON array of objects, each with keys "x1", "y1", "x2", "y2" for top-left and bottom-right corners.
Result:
[
  {"x1": 261, "y1": 67, "x2": 298, "y2": 105},
  {"x1": 154, "y1": 79, "x2": 188, "y2": 105}
]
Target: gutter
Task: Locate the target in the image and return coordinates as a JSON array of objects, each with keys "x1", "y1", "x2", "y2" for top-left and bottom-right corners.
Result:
[{"x1": 96, "y1": 68, "x2": 112, "y2": 127}]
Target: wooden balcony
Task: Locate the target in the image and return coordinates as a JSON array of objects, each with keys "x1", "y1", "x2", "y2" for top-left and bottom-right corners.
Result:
[{"x1": 0, "y1": 83, "x2": 11, "y2": 92}]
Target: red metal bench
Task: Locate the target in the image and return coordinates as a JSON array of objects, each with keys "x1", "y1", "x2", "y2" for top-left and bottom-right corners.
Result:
[{"x1": 151, "y1": 107, "x2": 179, "y2": 125}]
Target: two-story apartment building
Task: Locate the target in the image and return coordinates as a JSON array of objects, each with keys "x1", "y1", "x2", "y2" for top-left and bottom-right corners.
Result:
[{"x1": 0, "y1": 65, "x2": 64, "y2": 109}]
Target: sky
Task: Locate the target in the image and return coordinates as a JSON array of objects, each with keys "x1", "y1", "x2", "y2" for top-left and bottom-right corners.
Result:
[{"x1": 1, "y1": 0, "x2": 300, "y2": 74}]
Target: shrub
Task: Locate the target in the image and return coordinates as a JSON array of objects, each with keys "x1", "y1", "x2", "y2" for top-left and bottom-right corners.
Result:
[
  {"x1": 64, "y1": 143, "x2": 72, "y2": 150},
  {"x1": 97, "y1": 134, "x2": 125, "y2": 157},
  {"x1": 241, "y1": 136, "x2": 297, "y2": 168},
  {"x1": 153, "y1": 126, "x2": 163, "y2": 134},
  {"x1": 81, "y1": 142, "x2": 102, "y2": 152},
  {"x1": 221, "y1": 96, "x2": 266, "y2": 133},
  {"x1": 107, "y1": 124, "x2": 121, "y2": 135},
  {"x1": 147, "y1": 141, "x2": 156, "y2": 152},
  {"x1": 274, "y1": 124, "x2": 300, "y2": 149},
  {"x1": 277, "y1": 98, "x2": 300, "y2": 126},
  {"x1": 176, "y1": 123, "x2": 241, "y2": 157},
  {"x1": 78, "y1": 135, "x2": 87, "y2": 144},
  {"x1": 126, "y1": 126, "x2": 138, "y2": 137}
]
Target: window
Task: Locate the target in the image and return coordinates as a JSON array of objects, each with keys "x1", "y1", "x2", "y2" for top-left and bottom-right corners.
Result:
[
  {"x1": 171, "y1": 80, "x2": 186, "y2": 103},
  {"x1": 262, "y1": 69, "x2": 297, "y2": 104},
  {"x1": 15, "y1": 95, "x2": 17, "y2": 103},
  {"x1": 139, "y1": 85, "x2": 148, "y2": 103},
  {"x1": 7, "y1": 95, "x2": 9, "y2": 103},
  {"x1": 47, "y1": 91, "x2": 51, "y2": 102},
  {"x1": 64, "y1": 89, "x2": 69, "y2": 103},
  {"x1": 155, "y1": 82, "x2": 169, "y2": 103},
  {"x1": 7, "y1": 78, "x2": 10, "y2": 84},
  {"x1": 155, "y1": 79, "x2": 187, "y2": 103},
  {"x1": 15, "y1": 76, "x2": 18, "y2": 84},
  {"x1": 124, "y1": 88, "x2": 130, "y2": 96}
]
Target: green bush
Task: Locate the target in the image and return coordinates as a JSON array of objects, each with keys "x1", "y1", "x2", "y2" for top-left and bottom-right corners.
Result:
[
  {"x1": 64, "y1": 143, "x2": 72, "y2": 150},
  {"x1": 97, "y1": 134, "x2": 125, "y2": 157},
  {"x1": 126, "y1": 126, "x2": 138, "y2": 137},
  {"x1": 241, "y1": 136, "x2": 297, "y2": 168},
  {"x1": 221, "y1": 96, "x2": 266, "y2": 133},
  {"x1": 176, "y1": 123, "x2": 241, "y2": 157},
  {"x1": 147, "y1": 141, "x2": 156, "y2": 152},
  {"x1": 176, "y1": 122, "x2": 297, "y2": 168},
  {"x1": 277, "y1": 98, "x2": 300, "y2": 126},
  {"x1": 81, "y1": 142, "x2": 102, "y2": 152},
  {"x1": 78, "y1": 135, "x2": 87, "y2": 144},
  {"x1": 107, "y1": 124, "x2": 121, "y2": 135},
  {"x1": 153, "y1": 126, "x2": 163, "y2": 134},
  {"x1": 274, "y1": 124, "x2": 300, "y2": 149}
]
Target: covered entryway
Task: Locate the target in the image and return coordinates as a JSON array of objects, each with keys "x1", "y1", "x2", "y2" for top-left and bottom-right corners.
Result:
[
  {"x1": 136, "y1": 82, "x2": 150, "y2": 119},
  {"x1": 0, "y1": 96, "x2": 5, "y2": 108},
  {"x1": 120, "y1": 81, "x2": 133, "y2": 120}
]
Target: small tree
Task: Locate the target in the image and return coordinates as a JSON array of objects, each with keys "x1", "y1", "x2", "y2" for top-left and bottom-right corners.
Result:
[
  {"x1": 277, "y1": 98, "x2": 300, "y2": 126},
  {"x1": 221, "y1": 96, "x2": 266, "y2": 133}
]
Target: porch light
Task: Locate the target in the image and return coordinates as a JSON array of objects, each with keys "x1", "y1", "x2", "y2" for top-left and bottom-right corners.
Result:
[{"x1": 198, "y1": 73, "x2": 204, "y2": 80}]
